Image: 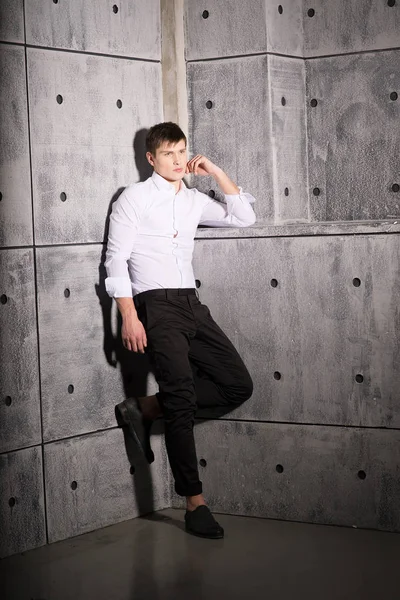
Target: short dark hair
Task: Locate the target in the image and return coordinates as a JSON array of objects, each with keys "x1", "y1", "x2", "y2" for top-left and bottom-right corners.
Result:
[{"x1": 145, "y1": 122, "x2": 187, "y2": 156}]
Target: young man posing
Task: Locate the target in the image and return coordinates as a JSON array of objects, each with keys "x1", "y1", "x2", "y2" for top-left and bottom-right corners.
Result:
[{"x1": 105, "y1": 122, "x2": 256, "y2": 539}]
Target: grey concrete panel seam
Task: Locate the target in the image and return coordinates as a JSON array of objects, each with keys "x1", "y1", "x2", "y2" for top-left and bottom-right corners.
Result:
[
  {"x1": 1, "y1": 418, "x2": 399, "y2": 459},
  {"x1": 0, "y1": 440, "x2": 42, "y2": 458},
  {"x1": 193, "y1": 231, "x2": 400, "y2": 241},
  {"x1": 193, "y1": 417, "x2": 400, "y2": 433},
  {"x1": 0, "y1": 40, "x2": 25, "y2": 48},
  {"x1": 34, "y1": 241, "x2": 104, "y2": 249},
  {"x1": 5, "y1": 230, "x2": 400, "y2": 249},
  {"x1": 186, "y1": 46, "x2": 400, "y2": 64},
  {"x1": 25, "y1": 44, "x2": 161, "y2": 64},
  {"x1": 28, "y1": 229, "x2": 400, "y2": 248},
  {"x1": 305, "y1": 45, "x2": 400, "y2": 61},
  {"x1": 0, "y1": 245, "x2": 34, "y2": 251},
  {"x1": 186, "y1": 51, "x2": 302, "y2": 63},
  {"x1": 41, "y1": 425, "x2": 124, "y2": 447}
]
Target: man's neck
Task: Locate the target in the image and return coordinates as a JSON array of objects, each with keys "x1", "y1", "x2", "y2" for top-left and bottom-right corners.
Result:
[
  {"x1": 169, "y1": 178, "x2": 181, "y2": 194},
  {"x1": 155, "y1": 171, "x2": 181, "y2": 194},
  {"x1": 174, "y1": 180, "x2": 181, "y2": 194}
]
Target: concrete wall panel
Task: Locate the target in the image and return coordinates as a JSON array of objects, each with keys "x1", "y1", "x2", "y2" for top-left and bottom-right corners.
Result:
[
  {"x1": 0, "y1": 446, "x2": 46, "y2": 558},
  {"x1": 188, "y1": 56, "x2": 273, "y2": 222},
  {"x1": 306, "y1": 50, "x2": 400, "y2": 221},
  {"x1": 187, "y1": 0, "x2": 400, "y2": 60},
  {"x1": 192, "y1": 235, "x2": 400, "y2": 427},
  {"x1": 268, "y1": 55, "x2": 308, "y2": 222},
  {"x1": 36, "y1": 245, "x2": 143, "y2": 441},
  {"x1": 25, "y1": 0, "x2": 161, "y2": 60},
  {"x1": 304, "y1": 0, "x2": 400, "y2": 57},
  {"x1": 0, "y1": 249, "x2": 40, "y2": 453},
  {"x1": 0, "y1": 45, "x2": 32, "y2": 247},
  {"x1": 185, "y1": 0, "x2": 304, "y2": 60},
  {"x1": 174, "y1": 420, "x2": 400, "y2": 533},
  {"x1": 45, "y1": 427, "x2": 170, "y2": 543},
  {"x1": 27, "y1": 49, "x2": 162, "y2": 244},
  {"x1": 0, "y1": 1, "x2": 24, "y2": 43},
  {"x1": 265, "y1": 0, "x2": 304, "y2": 57},
  {"x1": 185, "y1": 0, "x2": 267, "y2": 61}
]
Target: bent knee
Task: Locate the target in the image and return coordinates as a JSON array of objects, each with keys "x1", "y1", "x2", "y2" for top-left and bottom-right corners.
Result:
[
  {"x1": 232, "y1": 372, "x2": 254, "y2": 404},
  {"x1": 240, "y1": 375, "x2": 254, "y2": 401}
]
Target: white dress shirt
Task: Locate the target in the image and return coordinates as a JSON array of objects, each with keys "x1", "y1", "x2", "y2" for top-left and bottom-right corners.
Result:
[{"x1": 105, "y1": 171, "x2": 256, "y2": 298}]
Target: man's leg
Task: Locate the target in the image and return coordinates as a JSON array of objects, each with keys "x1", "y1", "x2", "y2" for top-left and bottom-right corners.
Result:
[
  {"x1": 187, "y1": 294, "x2": 254, "y2": 419},
  {"x1": 136, "y1": 294, "x2": 208, "y2": 501},
  {"x1": 130, "y1": 292, "x2": 250, "y2": 536},
  {"x1": 140, "y1": 294, "x2": 225, "y2": 536},
  {"x1": 139, "y1": 301, "x2": 253, "y2": 421},
  {"x1": 137, "y1": 292, "x2": 253, "y2": 453}
]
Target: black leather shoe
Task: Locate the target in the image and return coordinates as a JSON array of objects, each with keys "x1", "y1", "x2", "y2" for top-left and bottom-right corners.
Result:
[
  {"x1": 116, "y1": 398, "x2": 155, "y2": 463},
  {"x1": 185, "y1": 505, "x2": 224, "y2": 539}
]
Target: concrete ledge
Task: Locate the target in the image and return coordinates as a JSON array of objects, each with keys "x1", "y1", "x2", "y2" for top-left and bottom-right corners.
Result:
[
  {"x1": 4, "y1": 220, "x2": 399, "y2": 251},
  {"x1": 195, "y1": 219, "x2": 400, "y2": 239}
]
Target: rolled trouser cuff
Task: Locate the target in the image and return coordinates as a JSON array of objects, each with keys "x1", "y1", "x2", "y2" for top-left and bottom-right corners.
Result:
[{"x1": 175, "y1": 480, "x2": 203, "y2": 497}]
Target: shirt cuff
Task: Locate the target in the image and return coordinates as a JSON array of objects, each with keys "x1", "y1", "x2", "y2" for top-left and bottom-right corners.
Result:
[
  {"x1": 224, "y1": 186, "x2": 256, "y2": 203},
  {"x1": 105, "y1": 277, "x2": 133, "y2": 298}
]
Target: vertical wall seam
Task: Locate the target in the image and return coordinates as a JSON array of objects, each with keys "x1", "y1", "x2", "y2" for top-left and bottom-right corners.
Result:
[
  {"x1": 301, "y1": 0, "x2": 311, "y2": 222},
  {"x1": 22, "y1": 0, "x2": 49, "y2": 545},
  {"x1": 160, "y1": 0, "x2": 189, "y2": 135},
  {"x1": 303, "y1": 58, "x2": 311, "y2": 222},
  {"x1": 266, "y1": 55, "x2": 280, "y2": 222},
  {"x1": 176, "y1": 0, "x2": 189, "y2": 141}
]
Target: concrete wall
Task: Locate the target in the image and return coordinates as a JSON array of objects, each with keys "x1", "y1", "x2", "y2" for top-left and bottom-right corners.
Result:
[
  {"x1": 178, "y1": 0, "x2": 400, "y2": 532},
  {"x1": 0, "y1": 1, "x2": 170, "y2": 558},
  {"x1": 1, "y1": 0, "x2": 399, "y2": 559}
]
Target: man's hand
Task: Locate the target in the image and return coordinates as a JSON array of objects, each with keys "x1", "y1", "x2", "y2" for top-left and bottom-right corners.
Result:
[
  {"x1": 186, "y1": 155, "x2": 240, "y2": 195},
  {"x1": 115, "y1": 298, "x2": 147, "y2": 353},
  {"x1": 121, "y1": 315, "x2": 147, "y2": 353},
  {"x1": 186, "y1": 154, "x2": 219, "y2": 176}
]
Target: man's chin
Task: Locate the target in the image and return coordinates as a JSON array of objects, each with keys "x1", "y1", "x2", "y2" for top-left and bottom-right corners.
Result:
[{"x1": 167, "y1": 172, "x2": 185, "y2": 181}]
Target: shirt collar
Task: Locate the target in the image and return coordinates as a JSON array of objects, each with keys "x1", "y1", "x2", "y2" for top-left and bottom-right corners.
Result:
[{"x1": 151, "y1": 171, "x2": 187, "y2": 193}]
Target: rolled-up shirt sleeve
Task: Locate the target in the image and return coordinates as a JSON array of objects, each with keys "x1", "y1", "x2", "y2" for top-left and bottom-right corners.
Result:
[
  {"x1": 198, "y1": 187, "x2": 256, "y2": 227},
  {"x1": 105, "y1": 190, "x2": 140, "y2": 298}
]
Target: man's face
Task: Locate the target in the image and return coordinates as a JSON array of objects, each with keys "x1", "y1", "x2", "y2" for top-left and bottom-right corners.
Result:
[{"x1": 146, "y1": 139, "x2": 187, "y2": 182}]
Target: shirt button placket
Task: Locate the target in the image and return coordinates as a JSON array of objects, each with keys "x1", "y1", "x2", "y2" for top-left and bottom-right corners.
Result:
[{"x1": 172, "y1": 193, "x2": 182, "y2": 286}]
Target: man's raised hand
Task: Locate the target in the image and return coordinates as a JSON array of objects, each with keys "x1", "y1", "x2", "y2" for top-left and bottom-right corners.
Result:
[{"x1": 186, "y1": 154, "x2": 219, "y2": 176}]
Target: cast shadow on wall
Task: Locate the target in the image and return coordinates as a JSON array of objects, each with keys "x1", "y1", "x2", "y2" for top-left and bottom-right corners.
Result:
[{"x1": 95, "y1": 129, "x2": 164, "y2": 517}]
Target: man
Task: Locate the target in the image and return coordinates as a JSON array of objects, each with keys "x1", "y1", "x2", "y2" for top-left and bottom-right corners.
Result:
[{"x1": 105, "y1": 122, "x2": 256, "y2": 539}]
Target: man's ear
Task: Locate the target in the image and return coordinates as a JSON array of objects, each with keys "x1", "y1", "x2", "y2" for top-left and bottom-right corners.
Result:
[{"x1": 146, "y1": 151, "x2": 155, "y2": 167}]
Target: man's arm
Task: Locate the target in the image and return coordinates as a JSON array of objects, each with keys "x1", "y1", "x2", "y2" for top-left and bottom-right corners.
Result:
[
  {"x1": 208, "y1": 165, "x2": 240, "y2": 195},
  {"x1": 186, "y1": 154, "x2": 256, "y2": 227},
  {"x1": 105, "y1": 190, "x2": 139, "y2": 295},
  {"x1": 105, "y1": 190, "x2": 147, "y2": 353}
]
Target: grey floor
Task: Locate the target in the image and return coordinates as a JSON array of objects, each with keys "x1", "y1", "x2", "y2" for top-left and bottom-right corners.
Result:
[{"x1": 1, "y1": 509, "x2": 400, "y2": 600}]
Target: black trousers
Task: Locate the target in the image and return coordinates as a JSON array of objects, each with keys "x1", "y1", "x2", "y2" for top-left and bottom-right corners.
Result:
[{"x1": 134, "y1": 288, "x2": 253, "y2": 497}]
